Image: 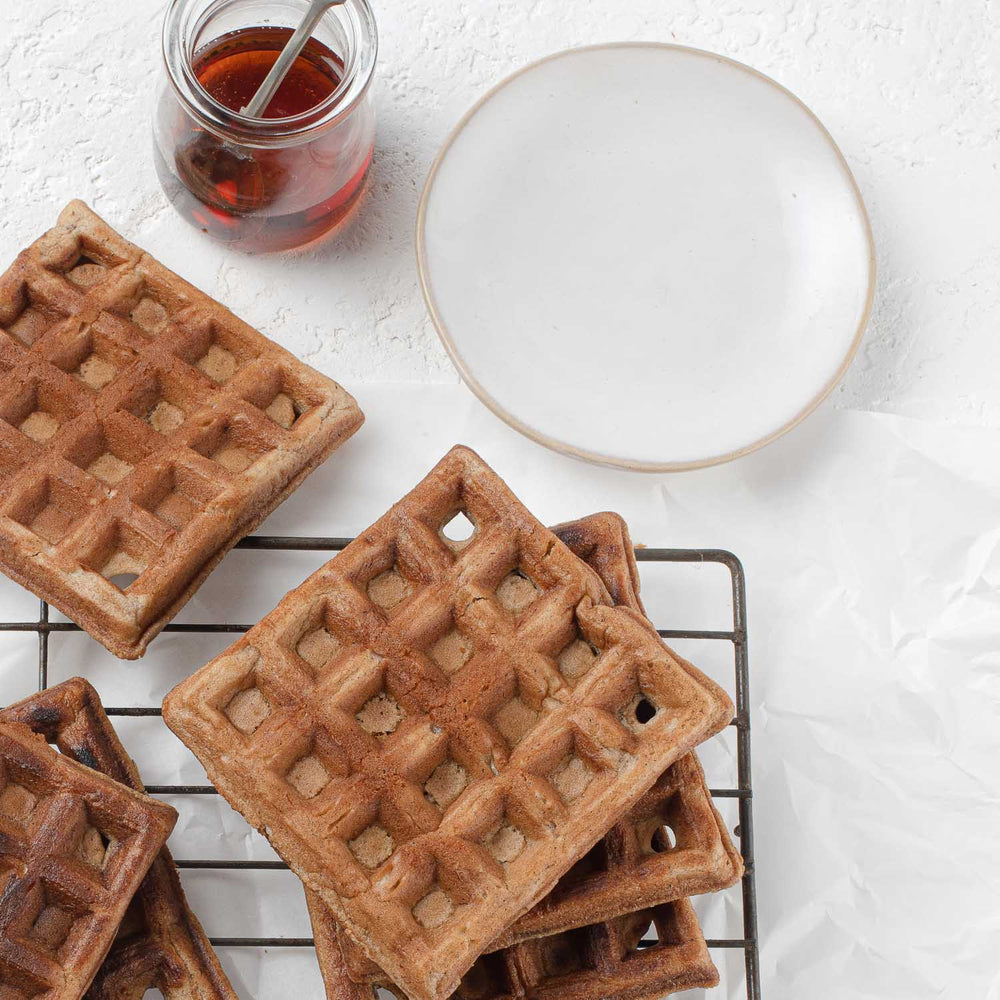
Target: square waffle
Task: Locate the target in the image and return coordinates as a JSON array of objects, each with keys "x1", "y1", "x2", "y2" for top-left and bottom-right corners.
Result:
[
  {"x1": 311, "y1": 512, "x2": 741, "y2": 993},
  {"x1": 0, "y1": 678, "x2": 236, "y2": 999},
  {"x1": 314, "y1": 898, "x2": 718, "y2": 1000},
  {"x1": 0, "y1": 201, "x2": 363, "y2": 658},
  {"x1": 0, "y1": 721, "x2": 176, "y2": 998},
  {"x1": 162, "y1": 446, "x2": 734, "y2": 1000}
]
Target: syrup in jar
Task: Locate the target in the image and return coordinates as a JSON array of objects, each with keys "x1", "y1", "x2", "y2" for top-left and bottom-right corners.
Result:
[
  {"x1": 155, "y1": 0, "x2": 377, "y2": 251},
  {"x1": 195, "y1": 27, "x2": 341, "y2": 119}
]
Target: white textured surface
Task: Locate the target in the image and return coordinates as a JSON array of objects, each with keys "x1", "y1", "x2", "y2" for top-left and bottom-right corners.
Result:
[
  {"x1": 1, "y1": 5, "x2": 999, "y2": 1000},
  {"x1": 0, "y1": 1, "x2": 997, "y2": 418}
]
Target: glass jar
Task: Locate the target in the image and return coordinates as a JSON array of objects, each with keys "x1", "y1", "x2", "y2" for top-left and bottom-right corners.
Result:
[{"x1": 155, "y1": 0, "x2": 377, "y2": 252}]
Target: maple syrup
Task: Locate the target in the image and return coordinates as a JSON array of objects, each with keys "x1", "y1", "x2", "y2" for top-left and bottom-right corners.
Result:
[
  {"x1": 195, "y1": 27, "x2": 344, "y2": 119},
  {"x1": 155, "y1": 2, "x2": 377, "y2": 251}
]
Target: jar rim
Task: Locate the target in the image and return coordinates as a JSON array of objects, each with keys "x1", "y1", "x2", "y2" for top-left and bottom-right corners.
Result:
[{"x1": 162, "y1": 0, "x2": 377, "y2": 144}]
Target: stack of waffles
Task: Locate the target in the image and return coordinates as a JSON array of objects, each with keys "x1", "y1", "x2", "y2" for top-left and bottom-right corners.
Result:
[
  {"x1": 0, "y1": 678, "x2": 241, "y2": 999},
  {"x1": 0, "y1": 208, "x2": 741, "y2": 999},
  {"x1": 0, "y1": 203, "x2": 331, "y2": 999},
  {"x1": 163, "y1": 446, "x2": 745, "y2": 1000},
  {"x1": 0, "y1": 202, "x2": 363, "y2": 658}
]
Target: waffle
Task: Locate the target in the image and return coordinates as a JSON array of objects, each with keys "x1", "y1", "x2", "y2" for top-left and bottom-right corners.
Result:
[
  {"x1": 163, "y1": 446, "x2": 733, "y2": 1000},
  {"x1": 314, "y1": 512, "x2": 741, "y2": 991},
  {"x1": 0, "y1": 678, "x2": 235, "y2": 999},
  {"x1": 495, "y1": 513, "x2": 743, "y2": 944},
  {"x1": 0, "y1": 720, "x2": 175, "y2": 998},
  {"x1": 317, "y1": 899, "x2": 717, "y2": 1000},
  {"x1": 0, "y1": 201, "x2": 363, "y2": 658}
]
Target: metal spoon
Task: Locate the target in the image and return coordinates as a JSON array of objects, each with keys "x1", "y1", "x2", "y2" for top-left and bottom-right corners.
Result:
[{"x1": 241, "y1": 0, "x2": 347, "y2": 118}]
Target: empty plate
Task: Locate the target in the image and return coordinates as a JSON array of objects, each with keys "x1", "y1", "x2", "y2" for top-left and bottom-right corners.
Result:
[{"x1": 417, "y1": 43, "x2": 875, "y2": 471}]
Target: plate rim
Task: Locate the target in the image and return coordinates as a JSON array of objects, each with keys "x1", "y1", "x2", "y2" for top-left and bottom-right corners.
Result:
[{"x1": 415, "y1": 41, "x2": 877, "y2": 472}]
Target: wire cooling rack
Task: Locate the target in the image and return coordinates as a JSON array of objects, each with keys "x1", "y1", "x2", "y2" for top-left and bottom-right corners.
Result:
[{"x1": 6, "y1": 536, "x2": 761, "y2": 1000}]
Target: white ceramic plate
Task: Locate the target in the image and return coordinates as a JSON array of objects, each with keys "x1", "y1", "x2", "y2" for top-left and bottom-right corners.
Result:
[{"x1": 417, "y1": 44, "x2": 875, "y2": 471}]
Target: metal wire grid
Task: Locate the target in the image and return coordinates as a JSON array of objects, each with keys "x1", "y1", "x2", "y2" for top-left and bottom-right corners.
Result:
[{"x1": 4, "y1": 536, "x2": 762, "y2": 1000}]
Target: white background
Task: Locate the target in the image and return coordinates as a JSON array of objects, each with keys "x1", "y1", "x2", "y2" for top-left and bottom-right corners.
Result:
[{"x1": 1, "y1": 3, "x2": 999, "y2": 999}]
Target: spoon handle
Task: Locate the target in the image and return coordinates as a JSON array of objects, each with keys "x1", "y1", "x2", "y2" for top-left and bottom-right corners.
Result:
[{"x1": 241, "y1": 0, "x2": 341, "y2": 118}]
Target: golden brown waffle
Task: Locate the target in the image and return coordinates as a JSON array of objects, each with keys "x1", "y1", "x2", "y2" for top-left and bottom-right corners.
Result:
[
  {"x1": 0, "y1": 720, "x2": 176, "y2": 998},
  {"x1": 311, "y1": 512, "x2": 741, "y2": 993},
  {"x1": 163, "y1": 446, "x2": 733, "y2": 1000},
  {"x1": 549, "y1": 513, "x2": 645, "y2": 612},
  {"x1": 0, "y1": 678, "x2": 236, "y2": 1000},
  {"x1": 318, "y1": 898, "x2": 717, "y2": 1000},
  {"x1": 494, "y1": 513, "x2": 743, "y2": 945},
  {"x1": 0, "y1": 201, "x2": 363, "y2": 658},
  {"x1": 333, "y1": 752, "x2": 739, "y2": 968}
]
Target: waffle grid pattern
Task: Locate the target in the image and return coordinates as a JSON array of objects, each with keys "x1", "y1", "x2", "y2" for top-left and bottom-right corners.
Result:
[
  {"x1": 162, "y1": 448, "x2": 733, "y2": 1000},
  {"x1": 331, "y1": 900, "x2": 718, "y2": 1000},
  {"x1": 0, "y1": 533, "x2": 761, "y2": 1000},
  {"x1": 0, "y1": 679, "x2": 236, "y2": 999},
  {"x1": 323, "y1": 513, "x2": 741, "y2": 1000},
  {"x1": 337, "y1": 752, "x2": 742, "y2": 971},
  {"x1": 326, "y1": 513, "x2": 741, "y2": 977},
  {"x1": 0, "y1": 201, "x2": 363, "y2": 658},
  {"x1": 0, "y1": 723, "x2": 175, "y2": 998}
]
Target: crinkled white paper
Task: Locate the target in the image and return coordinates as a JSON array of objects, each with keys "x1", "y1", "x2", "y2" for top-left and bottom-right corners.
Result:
[{"x1": 1, "y1": 386, "x2": 997, "y2": 999}]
